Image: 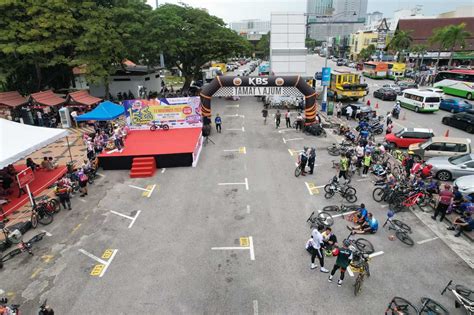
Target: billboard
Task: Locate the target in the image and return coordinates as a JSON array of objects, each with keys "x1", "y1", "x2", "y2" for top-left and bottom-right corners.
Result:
[
  {"x1": 322, "y1": 67, "x2": 331, "y2": 87},
  {"x1": 123, "y1": 97, "x2": 202, "y2": 129}
]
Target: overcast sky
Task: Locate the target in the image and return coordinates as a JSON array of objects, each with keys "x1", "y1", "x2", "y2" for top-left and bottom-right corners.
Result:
[{"x1": 147, "y1": 0, "x2": 472, "y2": 23}]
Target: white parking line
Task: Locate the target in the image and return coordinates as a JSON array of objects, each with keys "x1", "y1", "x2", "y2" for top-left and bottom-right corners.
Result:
[
  {"x1": 417, "y1": 237, "x2": 439, "y2": 245},
  {"x1": 96, "y1": 173, "x2": 105, "y2": 177},
  {"x1": 128, "y1": 185, "x2": 149, "y2": 192},
  {"x1": 247, "y1": 205, "x2": 251, "y2": 214},
  {"x1": 110, "y1": 210, "x2": 141, "y2": 229},
  {"x1": 245, "y1": 177, "x2": 249, "y2": 191},
  {"x1": 331, "y1": 210, "x2": 356, "y2": 218},
  {"x1": 369, "y1": 251, "x2": 384, "y2": 258},
  {"x1": 249, "y1": 236, "x2": 255, "y2": 260},
  {"x1": 356, "y1": 178, "x2": 370, "y2": 182},
  {"x1": 218, "y1": 178, "x2": 249, "y2": 190},
  {"x1": 253, "y1": 300, "x2": 259, "y2": 315},
  {"x1": 283, "y1": 137, "x2": 303, "y2": 144},
  {"x1": 305, "y1": 182, "x2": 314, "y2": 195},
  {"x1": 226, "y1": 104, "x2": 239, "y2": 108},
  {"x1": 41, "y1": 230, "x2": 52, "y2": 237}
]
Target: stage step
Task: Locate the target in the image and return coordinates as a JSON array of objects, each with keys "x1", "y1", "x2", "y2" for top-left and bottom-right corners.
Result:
[{"x1": 130, "y1": 157, "x2": 156, "y2": 178}]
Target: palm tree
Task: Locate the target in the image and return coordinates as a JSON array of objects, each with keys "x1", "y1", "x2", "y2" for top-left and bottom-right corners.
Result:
[
  {"x1": 429, "y1": 27, "x2": 448, "y2": 73},
  {"x1": 442, "y1": 23, "x2": 472, "y2": 68},
  {"x1": 388, "y1": 30, "x2": 413, "y2": 62},
  {"x1": 411, "y1": 44, "x2": 427, "y2": 70}
]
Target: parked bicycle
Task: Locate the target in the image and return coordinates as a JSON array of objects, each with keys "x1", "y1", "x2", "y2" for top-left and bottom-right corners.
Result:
[
  {"x1": 441, "y1": 280, "x2": 474, "y2": 314},
  {"x1": 344, "y1": 232, "x2": 375, "y2": 255},
  {"x1": 0, "y1": 232, "x2": 46, "y2": 269},
  {"x1": 324, "y1": 176, "x2": 357, "y2": 203},
  {"x1": 34, "y1": 195, "x2": 60, "y2": 216},
  {"x1": 389, "y1": 188, "x2": 428, "y2": 213},
  {"x1": 306, "y1": 211, "x2": 334, "y2": 228},
  {"x1": 0, "y1": 222, "x2": 22, "y2": 252},
  {"x1": 150, "y1": 121, "x2": 170, "y2": 131},
  {"x1": 350, "y1": 250, "x2": 371, "y2": 296},
  {"x1": 30, "y1": 202, "x2": 54, "y2": 228},
  {"x1": 385, "y1": 296, "x2": 449, "y2": 314},
  {"x1": 382, "y1": 211, "x2": 414, "y2": 246}
]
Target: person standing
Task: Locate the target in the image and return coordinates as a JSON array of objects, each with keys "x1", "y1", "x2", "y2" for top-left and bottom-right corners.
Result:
[
  {"x1": 55, "y1": 182, "x2": 72, "y2": 210},
  {"x1": 345, "y1": 106, "x2": 353, "y2": 121},
  {"x1": 308, "y1": 147, "x2": 316, "y2": 175},
  {"x1": 299, "y1": 147, "x2": 309, "y2": 176},
  {"x1": 275, "y1": 110, "x2": 281, "y2": 129},
  {"x1": 77, "y1": 169, "x2": 88, "y2": 198},
  {"x1": 403, "y1": 153, "x2": 414, "y2": 178},
  {"x1": 285, "y1": 110, "x2": 291, "y2": 128},
  {"x1": 338, "y1": 153, "x2": 349, "y2": 182},
  {"x1": 432, "y1": 184, "x2": 453, "y2": 222},
  {"x1": 336, "y1": 102, "x2": 342, "y2": 118},
  {"x1": 362, "y1": 152, "x2": 372, "y2": 177},
  {"x1": 296, "y1": 112, "x2": 303, "y2": 131},
  {"x1": 328, "y1": 239, "x2": 353, "y2": 287},
  {"x1": 262, "y1": 108, "x2": 268, "y2": 125},
  {"x1": 309, "y1": 225, "x2": 329, "y2": 272},
  {"x1": 215, "y1": 114, "x2": 222, "y2": 133}
]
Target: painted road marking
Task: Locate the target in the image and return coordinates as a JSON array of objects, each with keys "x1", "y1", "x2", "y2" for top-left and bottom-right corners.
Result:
[
  {"x1": 278, "y1": 129, "x2": 293, "y2": 133},
  {"x1": 224, "y1": 114, "x2": 245, "y2": 118},
  {"x1": 110, "y1": 210, "x2": 141, "y2": 229},
  {"x1": 304, "y1": 182, "x2": 320, "y2": 195},
  {"x1": 161, "y1": 168, "x2": 166, "y2": 173},
  {"x1": 218, "y1": 178, "x2": 249, "y2": 191},
  {"x1": 79, "y1": 248, "x2": 118, "y2": 278},
  {"x1": 253, "y1": 300, "x2": 259, "y2": 315},
  {"x1": 31, "y1": 267, "x2": 42, "y2": 279},
  {"x1": 331, "y1": 211, "x2": 356, "y2": 218},
  {"x1": 41, "y1": 255, "x2": 54, "y2": 263},
  {"x1": 417, "y1": 237, "x2": 439, "y2": 245},
  {"x1": 240, "y1": 237, "x2": 249, "y2": 247},
  {"x1": 211, "y1": 236, "x2": 255, "y2": 261},
  {"x1": 356, "y1": 178, "x2": 370, "y2": 182},
  {"x1": 246, "y1": 205, "x2": 251, "y2": 214},
  {"x1": 128, "y1": 185, "x2": 149, "y2": 192},
  {"x1": 71, "y1": 223, "x2": 82, "y2": 234},
  {"x1": 96, "y1": 173, "x2": 105, "y2": 177},
  {"x1": 226, "y1": 104, "x2": 239, "y2": 108},
  {"x1": 223, "y1": 147, "x2": 246, "y2": 154},
  {"x1": 288, "y1": 149, "x2": 303, "y2": 157},
  {"x1": 227, "y1": 126, "x2": 245, "y2": 132},
  {"x1": 41, "y1": 230, "x2": 52, "y2": 237},
  {"x1": 142, "y1": 184, "x2": 157, "y2": 198},
  {"x1": 282, "y1": 137, "x2": 303, "y2": 144}
]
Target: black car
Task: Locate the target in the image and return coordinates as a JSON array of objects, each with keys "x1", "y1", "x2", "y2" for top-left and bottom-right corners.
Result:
[
  {"x1": 397, "y1": 81, "x2": 418, "y2": 91},
  {"x1": 373, "y1": 88, "x2": 397, "y2": 101},
  {"x1": 441, "y1": 110, "x2": 474, "y2": 133},
  {"x1": 341, "y1": 104, "x2": 376, "y2": 120}
]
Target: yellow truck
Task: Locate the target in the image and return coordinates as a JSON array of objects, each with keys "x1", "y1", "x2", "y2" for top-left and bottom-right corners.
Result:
[{"x1": 211, "y1": 63, "x2": 227, "y2": 74}]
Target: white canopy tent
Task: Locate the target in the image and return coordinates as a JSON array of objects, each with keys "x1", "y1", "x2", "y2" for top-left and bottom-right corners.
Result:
[{"x1": 0, "y1": 118, "x2": 70, "y2": 169}]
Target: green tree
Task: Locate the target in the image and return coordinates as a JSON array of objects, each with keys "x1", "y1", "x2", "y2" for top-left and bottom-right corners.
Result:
[
  {"x1": 429, "y1": 27, "x2": 449, "y2": 73},
  {"x1": 256, "y1": 33, "x2": 270, "y2": 59},
  {"x1": 151, "y1": 4, "x2": 252, "y2": 91},
  {"x1": 358, "y1": 44, "x2": 376, "y2": 61},
  {"x1": 411, "y1": 44, "x2": 427, "y2": 70},
  {"x1": 388, "y1": 30, "x2": 413, "y2": 62},
  {"x1": 442, "y1": 23, "x2": 471, "y2": 68}
]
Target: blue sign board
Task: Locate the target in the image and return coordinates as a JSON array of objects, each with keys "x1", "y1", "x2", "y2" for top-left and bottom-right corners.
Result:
[{"x1": 322, "y1": 67, "x2": 331, "y2": 87}]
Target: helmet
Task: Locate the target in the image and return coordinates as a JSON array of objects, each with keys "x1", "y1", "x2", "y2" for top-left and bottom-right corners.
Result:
[
  {"x1": 332, "y1": 248, "x2": 340, "y2": 256},
  {"x1": 387, "y1": 210, "x2": 395, "y2": 218},
  {"x1": 408, "y1": 150, "x2": 414, "y2": 155},
  {"x1": 343, "y1": 239, "x2": 351, "y2": 247}
]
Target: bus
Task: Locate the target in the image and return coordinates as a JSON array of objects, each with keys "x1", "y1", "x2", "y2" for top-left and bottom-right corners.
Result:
[
  {"x1": 362, "y1": 62, "x2": 388, "y2": 79},
  {"x1": 433, "y1": 70, "x2": 474, "y2": 100},
  {"x1": 329, "y1": 70, "x2": 367, "y2": 101},
  {"x1": 398, "y1": 89, "x2": 441, "y2": 113},
  {"x1": 258, "y1": 63, "x2": 270, "y2": 76},
  {"x1": 386, "y1": 62, "x2": 406, "y2": 80}
]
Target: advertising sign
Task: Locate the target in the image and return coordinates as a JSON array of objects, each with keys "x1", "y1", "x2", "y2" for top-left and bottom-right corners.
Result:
[
  {"x1": 322, "y1": 67, "x2": 331, "y2": 87},
  {"x1": 123, "y1": 97, "x2": 202, "y2": 129},
  {"x1": 17, "y1": 167, "x2": 35, "y2": 188}
]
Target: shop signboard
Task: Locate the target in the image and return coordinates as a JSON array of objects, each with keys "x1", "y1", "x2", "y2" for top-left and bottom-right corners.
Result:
[
  {"x1": 322, "y1": 67, "x2": 331, "y2": 87},
  {"x1": 17, "y1": 167, "x2": 34, "y2": 188}
]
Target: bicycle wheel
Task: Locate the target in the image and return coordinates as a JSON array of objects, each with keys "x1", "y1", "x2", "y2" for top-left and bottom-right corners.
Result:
[
  {"x1": 294, "y1": 166, "x2": 302, "y2": 177},
  {"x1": 386, "y1": 297, "x2": 419, "y2": 314},
  {"x1": 390, "y1": 197, "x2": 405, "y2": 213},
  {"x1": 354, "y1": 273, "x2": 365, "y2": 296},
  {"x1": 345, "y1": 186, "x2": 357, "y2": 196},
  {"x1": 322, "y1": 205, "x2": 340, "y2": 212},
  {"x1": 392, "y1": 166, "x2": 401, "y2": 177},
  {"x1": 49, "y1": 199, "x2": 60, "y2": 213},
  {"x1": 372, "y1": 188, "x2": 385, "y2": 202},
  {"x1": 317, "y1": 212, "x2": 334, "y2": 227},
  {"x1": 419, "y1": 298, "x2": 449, "y2": 315},
  {"x1": 355, "y1": 238, "x2": 375, "y2": 254},
  {"x1": 150, "y1": 125, "x2": 157, "y2": 131},
  {"x1": 162, "y1": 124, "x2": 169, "y2": 131},
  {"x1": 395, "y1": 231, "x2": 414, "y2": 246},
  {"x1": 1, "y1": 248, "x2": 22, "y2": 263},
  {"x1": 392, "y1": 220, "x2": 412, "y2": 233},
  {"x1": 27, "y1": 232, "x2": 46, "y2": 244},
  {"x1": 327, "y1": 148, "x2": 340, "y2": 156},
  {"x1": 345, "y1": 193, "x2": 358, "y2": 203},
  {"x1": 324, "y1": 191, "x2": 334, "y2": 199},
  {"x1": 324, "y1": 184, "x2": 333, "y2": 193},
  {"x1": 38, "y1": 210, "x2": 53, "y2": 226},
  {"x1": 31, "y1": 212, "x2": 38, "y2": 229}
]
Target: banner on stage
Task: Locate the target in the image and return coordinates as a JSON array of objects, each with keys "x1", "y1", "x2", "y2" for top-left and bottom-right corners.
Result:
[{"x1": 123, "y1": 97, "x2": 202, "y2": 129}]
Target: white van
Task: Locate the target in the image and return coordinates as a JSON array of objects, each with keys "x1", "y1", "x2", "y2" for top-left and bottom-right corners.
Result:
[{"x1": 398, "y1": 89, "x2": 441, "y2": 113}]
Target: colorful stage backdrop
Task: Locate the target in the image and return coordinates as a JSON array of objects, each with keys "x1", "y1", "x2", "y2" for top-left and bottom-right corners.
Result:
[{"x1": 123, "y1": 97, "x2": 202, "y2": 129}]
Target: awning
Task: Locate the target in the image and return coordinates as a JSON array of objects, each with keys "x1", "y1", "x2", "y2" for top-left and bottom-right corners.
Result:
[
  {"x1": 30, "y1": 90, "x2": 66, "y2": 107},
  {"x1": 67, "y1": 90, "x2": 102, "y2": 106},
  {"x1": 0, "y1": 118, "x2": 69, "y2": 168},
  {"x1": 453, "y1": 51, "x2": 474, "y2": 60},
  {"x1": 0, "y1": 91, "x2": 29, "y2": 107},
  {"x1": 75, "y1": 101, "x2": 125, "y2": 121}
]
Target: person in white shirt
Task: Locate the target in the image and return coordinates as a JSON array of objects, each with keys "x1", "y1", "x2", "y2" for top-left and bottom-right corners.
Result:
[
  {"x1": 345, "y1": 106, "x2": 353, "y2": 120},
  {"x1": 307, "y1": 225, "x2": 329, "y2": 272}
]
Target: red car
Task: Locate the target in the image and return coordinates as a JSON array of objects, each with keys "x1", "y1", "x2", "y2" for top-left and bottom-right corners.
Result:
[{"x1": 385, "y1": 128, "x2": 434, "y2": 148}]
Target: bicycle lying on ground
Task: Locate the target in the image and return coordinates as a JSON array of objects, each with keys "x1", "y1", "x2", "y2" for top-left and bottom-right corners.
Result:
[
  {"x1": 441, "y1": 280, "x2": 474, "y2": 314},
  {"x1": 306, "y1": 211, "x2": 334, "y2": 228},
  {"x1": 383, "y1": 211, "x2": 414, "y2": 246},
  {"x1": 149, "y1": 121, "x2": 169, "y2": 131},
  {"x1": 324, "y1": 176, "x2": 357, "y2": 203},
  {"x1": 321, "y1": 203, "x2": 360, "y2": 223},
  {"x1": 0, "y1": 232, "x2": 46, "y2": 269},
  {"x1": 385, "y1": 296, "x2": 449, "y2": 314}
]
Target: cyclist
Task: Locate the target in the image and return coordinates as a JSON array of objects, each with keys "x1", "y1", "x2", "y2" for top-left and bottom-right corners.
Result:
[
  {"x1": 348, "y1": 212, "x2": 378, "y2": 234},
  {"x1": 261, "y1": 108, "x2": 268, "y2": 124},
  {"x1": 322, "y1": 227, "x2": 338, "y2": 255},
  {"x1": 298, "y1": 147, "x2": 309, "y2": 176},
  {"x1": 308, "y1": 225, "x2": 329, "y2": 272},
  {"x1": 328, "y1": 239, "x2": 353, "y2": 287},
  {"x1": 338, "y1": 153, "x2": 349, "y2": 182},
  {"x1": 307, "y1": 147, "x2": 316, "y2": 175}
]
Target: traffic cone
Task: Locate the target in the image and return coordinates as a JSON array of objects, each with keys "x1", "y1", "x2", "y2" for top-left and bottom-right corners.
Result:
[
  {"x1": 402, "y1": 113, "x2": 406, "y2": 120},
  {"x1": 375, "y1": 102, "x2": 379, "y2": 109},
  {"x1": 444, "y1": 129, "x2": 449, "y2": 137}
]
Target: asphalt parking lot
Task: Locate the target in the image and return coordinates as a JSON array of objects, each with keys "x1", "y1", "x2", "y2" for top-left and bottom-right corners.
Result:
[{"x1": 2, "y1": 91, "x2": 473, "y2": 314}]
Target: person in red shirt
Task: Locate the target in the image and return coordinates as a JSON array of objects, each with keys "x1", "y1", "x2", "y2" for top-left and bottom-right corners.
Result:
[
  {"x1": 432, "y1": 184, "x2": 454, "y2": 222},
  {"x1": 421, "y1": 164, "x2": 433, "y2": 179}
]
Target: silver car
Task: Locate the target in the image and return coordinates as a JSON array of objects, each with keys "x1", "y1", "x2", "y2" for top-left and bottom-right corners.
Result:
[
  {"x1": 454, "y1": 175, "x2": 474, "y2": 197},
  {"x1": 428, "y1": 153, "x2": 474, "y2": 181}
]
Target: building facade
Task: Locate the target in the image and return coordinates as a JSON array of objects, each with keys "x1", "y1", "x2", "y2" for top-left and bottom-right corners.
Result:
[{"x1": 229, "y1": 19, "x2": 271, "y2": 41}]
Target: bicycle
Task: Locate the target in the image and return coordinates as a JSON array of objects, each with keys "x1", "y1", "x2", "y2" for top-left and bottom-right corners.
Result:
[
  {"x1": 441, "y1": 280, "x2": 474, "y2": 314},
  {"x1": 30, "y1": 203, "x2": 54, "y2": 228},
  {"x1": 324, "y1": 177, "x2": 357, "y2": 203},
  {"x1": 306, "y1": 211, "x2": 334, "y2": 228},
  {"x1": 35, "y1": 195, "x2": 60, "y2": 215},
  {"x1": 0, "y1": 297, "x2": 20, "y2": 314},
  {"x1": 321, "y1": 203, "x2": 360, "y2": 223},
  {"x1": 350, "y1": 251, "x2": 370, "y2": 296},
  {"x1": 382, "y1": 211, "x2": 414, "y2": 246},
  {"x1": 0, "y1": 222, "x2": 23, "y2": 252},
  {"x1": 385, "y1": 296, "x2": 449, "y2": 314},
  {"x1": 389, "y1": 189, "x2": 428, "y2": 213},
  {"x1": 344, "y1": 232, "x2": 375, "y2": 255},
  {"x1": 0, "y1": 232, "x2": 46, "y2": 269},
  {"x1": 150, "y1": 121, "x2": 169, "y2": 131},
  {"x1": 295, "y1": 159, "x2": 305, "y2": 177}
]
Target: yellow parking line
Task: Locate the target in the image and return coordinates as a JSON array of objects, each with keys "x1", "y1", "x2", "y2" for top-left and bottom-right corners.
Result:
[
  {"x1": 240, "y1": 237, "x2": 249, "y2": 247},
  {"x1": 102, "y1": 249, "x2": 113, "y2": 260},
  {"x1": 71, "y1": 223, "x2": 82, "y2": 234},
  {"x1": 31, "y1": 268, "x2": 42, "y2": 279},
  {"x1": 90, "y1": 264, "x2": 105, "y2": 276}
]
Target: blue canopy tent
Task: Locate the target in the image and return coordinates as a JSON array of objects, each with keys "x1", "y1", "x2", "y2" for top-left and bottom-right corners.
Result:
[{"x1": 75, "y1": 101, "x2": 125, "y2": 121}]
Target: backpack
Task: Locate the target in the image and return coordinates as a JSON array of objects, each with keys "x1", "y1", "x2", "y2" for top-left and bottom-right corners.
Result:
[{"x1": 79, "y1": 173, "x2": 88, "y2": 182}]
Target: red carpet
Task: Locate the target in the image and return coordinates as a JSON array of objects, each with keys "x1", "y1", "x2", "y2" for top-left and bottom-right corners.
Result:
[
  {"x1": 99, "y1": 128, "x2": 202, "y2": 157},
  {"x1": 1, "y1": 165, "x2": 67, "y2": 219}
]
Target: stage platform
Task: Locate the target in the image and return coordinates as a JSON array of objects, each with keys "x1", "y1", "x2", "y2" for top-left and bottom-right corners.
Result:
[{"x1": 98, "y1": 128, "x2": 203, "y2": 170}]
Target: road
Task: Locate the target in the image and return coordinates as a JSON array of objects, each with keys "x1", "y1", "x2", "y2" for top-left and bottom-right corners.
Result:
[
  {"x1": 1, "y1": 60, "x2": 473, "y2": 314},
  {"x1": 306, "y1": 54, "x2": 474, "y2": 139}
]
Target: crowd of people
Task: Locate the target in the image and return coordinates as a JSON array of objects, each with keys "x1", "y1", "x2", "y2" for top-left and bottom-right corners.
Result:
[{"x1": 85, "y1": 121, "x2": 129, "y2": 156}]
